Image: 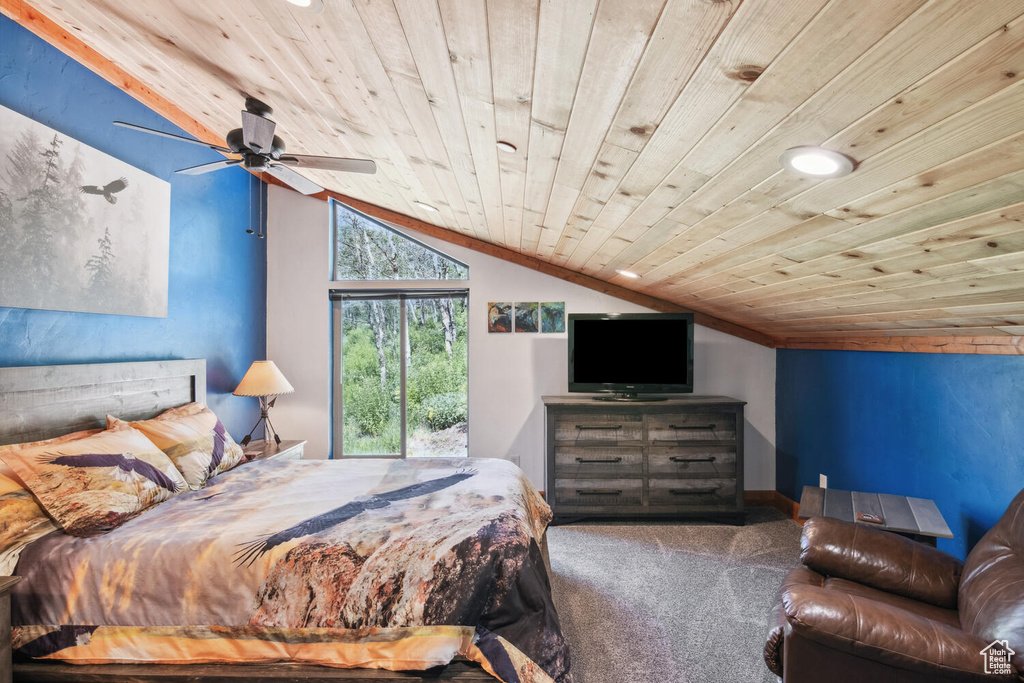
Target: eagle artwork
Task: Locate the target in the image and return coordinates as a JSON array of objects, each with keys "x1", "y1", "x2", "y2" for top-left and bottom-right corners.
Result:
[
  {"x1": 0, "y1": 103, "x2": 170, "y2": 317},
  {"x1": 79, "y1": 177, "x2": 129, "y2": 204},
  {"x1": 41, "y1": 453, "x2": 182, "y2": 493}
]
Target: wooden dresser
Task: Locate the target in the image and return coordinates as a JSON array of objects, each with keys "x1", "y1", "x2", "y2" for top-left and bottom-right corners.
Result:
[{"x1": 543, "y1": 396, "x2": 745, "y2": 523}]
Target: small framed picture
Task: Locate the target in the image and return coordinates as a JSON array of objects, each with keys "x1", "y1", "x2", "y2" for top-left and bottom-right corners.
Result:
[
  {"x1": 514, "y1": 302, "x2": 539, "y2": 333},
  {"x1": 487, "y1": 302, "x2": 512, "y2": 333},
  {"x1": 540, "y1": 302, "x2": 565, "y2": 333}
]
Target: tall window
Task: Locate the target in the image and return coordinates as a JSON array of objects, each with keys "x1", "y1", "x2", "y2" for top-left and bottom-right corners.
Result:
[{"x1": 331, "y1": 201, "x2": 469, "y2": 458}]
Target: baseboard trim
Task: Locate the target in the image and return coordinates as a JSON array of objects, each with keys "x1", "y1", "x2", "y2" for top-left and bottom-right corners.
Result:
[{"x1": 745, "y1": 490, "x2": 800, "y2": 521}]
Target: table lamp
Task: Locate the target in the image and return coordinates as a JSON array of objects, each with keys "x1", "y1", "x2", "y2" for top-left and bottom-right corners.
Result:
[{"x1": 233, "y1": 360, "x2": 294, "y2": 446}]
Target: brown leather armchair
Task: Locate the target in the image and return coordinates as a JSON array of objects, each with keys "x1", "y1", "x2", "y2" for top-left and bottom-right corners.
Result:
[{"x1": 765, "y1": 488, "x2": 1024, "y2": 682}]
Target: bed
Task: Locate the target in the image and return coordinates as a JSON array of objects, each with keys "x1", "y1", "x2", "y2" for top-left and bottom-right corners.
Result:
[{"x1": 0, "y1": 360, "x2": 570, "y2": 683}]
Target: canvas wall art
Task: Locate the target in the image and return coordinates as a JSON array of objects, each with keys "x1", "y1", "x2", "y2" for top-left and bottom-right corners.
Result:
[
  {"x1": 540, "y1": 302, "x2": 565, "y2": 333},
  {"x1": 514, "y1": 302, "x2": 539, "y2": 333},
  {"x1": 0, "y1": 104, "x2": 171, "y2": 317},
  {"x1": 487, "y1": 302, "x2": 511, "y2": 333}
]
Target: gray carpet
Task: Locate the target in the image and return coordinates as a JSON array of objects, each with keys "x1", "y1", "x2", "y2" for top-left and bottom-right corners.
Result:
[{"x1": 546, "y1": 508, "x2": 801, "y2": 683}]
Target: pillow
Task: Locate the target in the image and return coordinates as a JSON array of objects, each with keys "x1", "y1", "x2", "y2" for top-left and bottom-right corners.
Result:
[
  {"x1": 0, "y1": 429, "x2": 100, "y2": 570},
  {"x1": 108, "y1": 402, "x2": 245, "y2": 490},
  {"x1": 0, "y1": 425, "x2": 188, "y2": 537}
]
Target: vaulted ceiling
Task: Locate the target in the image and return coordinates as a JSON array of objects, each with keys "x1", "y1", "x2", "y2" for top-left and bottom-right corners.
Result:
[{"x1": 12, "y1": 0, "x2": 1024, "y2": 350}]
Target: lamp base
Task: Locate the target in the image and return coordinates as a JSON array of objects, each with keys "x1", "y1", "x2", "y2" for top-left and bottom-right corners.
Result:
[{"x1": 239, "y1": 401, "x2": 282, "y2": 447}]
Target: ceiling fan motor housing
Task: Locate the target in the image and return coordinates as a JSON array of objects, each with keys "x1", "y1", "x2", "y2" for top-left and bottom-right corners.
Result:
[{"x1": 226, "y1": 128, "x2": 286, "y2": 159}]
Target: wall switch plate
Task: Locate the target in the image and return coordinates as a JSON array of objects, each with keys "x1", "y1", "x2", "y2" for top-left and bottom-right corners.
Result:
[
  {"x1": 508, "y1": 454, "x2": 521, "y2": 468},
  {"x1": 819, "y1": 474, "x2": 828, "y2": 489}
]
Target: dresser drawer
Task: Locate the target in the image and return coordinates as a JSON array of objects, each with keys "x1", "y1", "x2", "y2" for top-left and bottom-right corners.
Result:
[
  {"x1": 648, "y1": 413, "x2": 736, "y2": 444},
  {"x1": 648, "y1": 446, "x2": 736, "y2": 478},
  {"x1": 553, "y1": 413, "x2": 643, "y2": 444},
  {"x1": 554, "y1": 446, "x2": 643, "y2": 477},
  {"x1": 648, "y1": 478, "x2": 736, "y2": 507},
  {"x1": 555, "y1": 478, "x2": 643, "y2": 507}
]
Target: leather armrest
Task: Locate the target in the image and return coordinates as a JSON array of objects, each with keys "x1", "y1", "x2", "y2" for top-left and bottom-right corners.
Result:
[
  {"x1": 765, "y1": 566, "x2": 825, "y2": 676},
  {"x1": 801, "y1": 516, "x2": 963, "y2": 609},
  {"x1": 782, "y1": 584, "x2": 1014, "y2": 681}
]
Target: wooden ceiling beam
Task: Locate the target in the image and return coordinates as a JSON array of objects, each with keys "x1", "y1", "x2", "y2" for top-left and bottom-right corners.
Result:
[{"x1": 777, "y1": 336, "x2": 1024, "y2": 355}]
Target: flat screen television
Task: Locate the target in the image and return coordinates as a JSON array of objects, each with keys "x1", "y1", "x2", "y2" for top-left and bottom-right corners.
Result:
[{"x1": 568, "y1": 313, "x2": 694, "y2": 400}]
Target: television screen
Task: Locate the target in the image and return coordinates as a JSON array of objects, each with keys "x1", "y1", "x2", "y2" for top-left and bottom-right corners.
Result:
[{"x1": 568, "y1": 313, "x2": 693, "y2": 395}]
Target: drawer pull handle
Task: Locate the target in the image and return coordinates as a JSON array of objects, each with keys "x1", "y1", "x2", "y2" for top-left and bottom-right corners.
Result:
[
  {"x1": 575, "y1": 457, "x2": 623, "y2": 464},
  {"x1": 669, "y1": 424, "x2": 715, "y2": 431},
  {"x1": 576, "y1": 424, "x2": 622, "y2": 431},
  {"x1": 577, "y1": 489, "x2": 622, "y2": 496},
  {"x1": 669, "y1": 456, "x2": 716, "y2": 464},
  {"x1": 669, "y1": 487, "x2": 718, "y2": 496}
]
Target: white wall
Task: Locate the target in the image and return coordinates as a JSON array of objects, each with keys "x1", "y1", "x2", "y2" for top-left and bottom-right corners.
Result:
[{"x1": 267, "y1": 185, "x2": 777, "y2": 490}]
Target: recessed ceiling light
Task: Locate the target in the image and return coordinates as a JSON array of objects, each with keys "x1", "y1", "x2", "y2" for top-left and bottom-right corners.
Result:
[
  {"x1": 414, "y1": 201, "x2": 438, "y2": 212},
  {"x1": 496, "y1": 141, "x2": 517, "y2": 153},
  {"x1": 615, "y1": 269, "x2": 640, "y2": 279},
  {"x1": 779, "y1": 146, "x2": 855, "y2": 178},
  {"x1": 283, "y1": 0, "x2": 324, "y2": 13}
]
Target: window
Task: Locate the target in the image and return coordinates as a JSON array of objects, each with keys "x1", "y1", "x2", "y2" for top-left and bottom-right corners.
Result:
[
  {"x1": 333, "y1": 202, "x2": 468, "y2": 281},
  {"x1": 330, "y1": 200, "x2": 469, "y2": 459}
]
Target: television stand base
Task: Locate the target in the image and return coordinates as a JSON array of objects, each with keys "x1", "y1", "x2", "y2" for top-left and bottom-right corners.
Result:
[{"x1": 593, "y1": 393, "x2": 668, "y2": 402}]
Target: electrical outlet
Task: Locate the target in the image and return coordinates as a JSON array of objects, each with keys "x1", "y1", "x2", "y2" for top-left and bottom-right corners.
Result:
[
  {"x1": 508, "y1": 454, "x2": 521, "y2": 468},
  {"x1": 819, "y1": 473, "x2": 828, "y2": 489}
]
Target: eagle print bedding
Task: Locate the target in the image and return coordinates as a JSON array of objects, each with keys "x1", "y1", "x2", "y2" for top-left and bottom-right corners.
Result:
[{"x1": 9, "y1": 457, "x2": 570, "y2": 683}]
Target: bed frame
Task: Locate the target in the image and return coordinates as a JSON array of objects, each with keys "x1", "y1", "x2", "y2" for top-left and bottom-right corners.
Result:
[{"x1": 0, "y1": 360, "x2": 490, "y2": 682}]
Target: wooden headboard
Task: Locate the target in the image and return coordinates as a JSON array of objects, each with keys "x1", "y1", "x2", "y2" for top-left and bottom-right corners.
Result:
[{"x1": 0, "y1": 360, "x2": 206, "y2": 446}]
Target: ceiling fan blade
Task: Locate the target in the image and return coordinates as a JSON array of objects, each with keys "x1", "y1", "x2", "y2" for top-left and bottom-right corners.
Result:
[
  {"x1": 242, "y1": 110, "x2": 276, "y2": 154},
  {"x1": 113, "y1": 121, "x2": 232, "y2": 153},
  {"x1": 265, "y1": 163, "x2": 324, "y2": 195},
  {"x1": 279, "y1": 154, "x2": 377, "y2": 174},
  {"x1": 175, "y1": 159, "x2": 242, "y2": 175}
]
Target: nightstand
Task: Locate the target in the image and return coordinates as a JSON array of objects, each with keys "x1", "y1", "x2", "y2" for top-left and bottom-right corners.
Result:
[
  {"x1": 242, "y1": 439, "x2": 306, "y2": 463},
  {"x1": 0, "y1": 576, "x2": 19, "y2": 683}
]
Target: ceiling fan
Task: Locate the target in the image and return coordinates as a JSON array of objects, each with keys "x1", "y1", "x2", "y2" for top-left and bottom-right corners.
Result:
[{"x1": 113, "y1": 97, "x2": 376, "y2": 195}]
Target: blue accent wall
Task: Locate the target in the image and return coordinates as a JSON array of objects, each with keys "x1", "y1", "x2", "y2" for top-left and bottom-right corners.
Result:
[
  {"x1": 777, "y1": 349, "x2": 1024, "y2": 558},
  {"x1": 0, "y1": 17, "x2": 266, "y2": 437}
]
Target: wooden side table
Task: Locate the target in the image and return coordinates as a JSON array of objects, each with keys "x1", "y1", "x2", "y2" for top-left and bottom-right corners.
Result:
[
  {"x1": 798, "y1": 486, "x2": 953, "y2": 546},
  {"x1": 0, "y1": 576, "x2": 20, "y2": 683},
  {"x1": 242, "y1": 439, "x2": 306, "y2": 463}
]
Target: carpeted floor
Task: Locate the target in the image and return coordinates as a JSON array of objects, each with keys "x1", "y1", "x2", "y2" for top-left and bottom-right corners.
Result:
[{"x1": 546, "y1": 508, "x2": 801, "y2": 683}]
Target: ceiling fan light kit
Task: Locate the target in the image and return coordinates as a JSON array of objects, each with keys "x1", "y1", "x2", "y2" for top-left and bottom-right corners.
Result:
[
  {"x1": 778, "y1": 146, "x2": 855, "y2": 178},
  {"x1": 113, "y1": 96, "x2": 375, "y2": 196}
]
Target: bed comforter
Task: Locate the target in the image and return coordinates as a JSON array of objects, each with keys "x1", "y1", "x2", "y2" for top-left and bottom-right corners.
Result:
[{"x1": 10, "y1": 457, "x2": 570, "y2": 683}]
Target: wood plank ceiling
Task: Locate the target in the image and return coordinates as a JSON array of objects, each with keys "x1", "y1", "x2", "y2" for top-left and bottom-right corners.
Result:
[{"x1": 13, "y1": 0, "x2": 1024, "y2": 348}]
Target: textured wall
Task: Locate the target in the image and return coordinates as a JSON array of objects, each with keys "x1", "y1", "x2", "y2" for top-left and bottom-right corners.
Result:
[
  {"x1": 777, "y1": 349, "x2": 1024, "y2": 558},
  {"x1": 0, "y1": 17, "x2": 267, "y2": 437}
]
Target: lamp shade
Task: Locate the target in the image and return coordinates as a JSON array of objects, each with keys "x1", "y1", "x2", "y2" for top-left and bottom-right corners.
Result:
[{"x1": 233, "y1": 361, "x2": 294, "y2": 397}]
